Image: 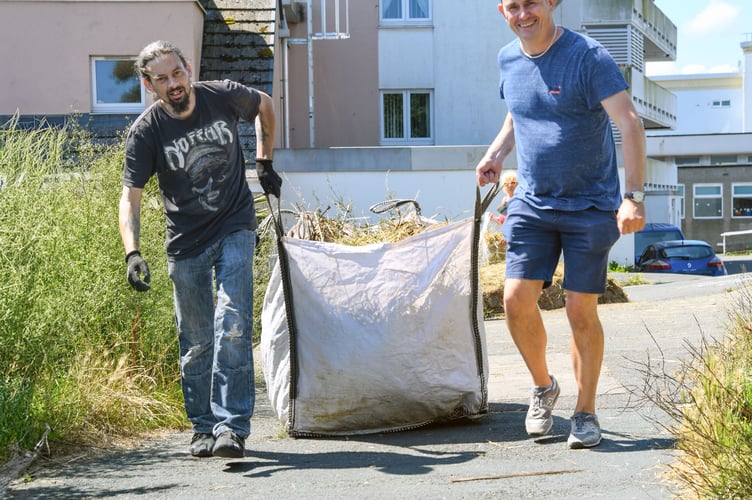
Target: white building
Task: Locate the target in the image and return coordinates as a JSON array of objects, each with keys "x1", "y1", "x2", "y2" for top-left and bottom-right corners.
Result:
[{"x1": 646, "y1": 36, "x2": 752, "y2": 251}]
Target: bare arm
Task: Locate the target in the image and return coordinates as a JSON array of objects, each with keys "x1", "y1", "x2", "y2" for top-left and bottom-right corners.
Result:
[
  {"x1": 119, "y1": 185, "x2": 144, "y2": 254},
  {"x1": 602, "y1": 90, "x2": 646, "y2": 235},
  {"x1": 476, "y1": 112, "x2": 515, "y2": 186},
  {"x1": 255, "y1": 90, "x2": 276, "y2": 160}
]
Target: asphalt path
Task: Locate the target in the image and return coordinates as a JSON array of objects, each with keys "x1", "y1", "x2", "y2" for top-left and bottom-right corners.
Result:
[{"x1": 5, "y1": 271, "x2": 749, "y2": 500}]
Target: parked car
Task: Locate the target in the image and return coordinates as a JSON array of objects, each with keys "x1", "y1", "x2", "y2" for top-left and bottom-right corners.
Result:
[
  {"x1": 634, "y1": 223, "x2": 686, "y2": 262},
  {"x1": 636, "y1": 240, "x2": 727, "y2": 277}
]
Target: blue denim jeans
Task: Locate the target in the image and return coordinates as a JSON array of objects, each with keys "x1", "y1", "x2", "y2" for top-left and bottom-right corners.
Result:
[{"x1": 167, "y1": 229, "x2": 255, "y2": 438}]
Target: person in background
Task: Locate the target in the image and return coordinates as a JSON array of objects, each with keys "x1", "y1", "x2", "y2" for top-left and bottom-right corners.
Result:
[
  {"x1": 476, "y1": 0, "x2": 646, "y2": 448},
  {"x1": 496, "y1": 169, "x2": 518, "y2": 223},
  {"x1": 118, "y1": 40, "x2": 281, "y2": 458}
]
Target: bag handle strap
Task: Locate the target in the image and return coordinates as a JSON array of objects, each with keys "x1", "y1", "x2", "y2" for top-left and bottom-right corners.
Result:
[
  {"x1": 477, "y1": 182, "x2": 501, "y2": 218},
  {"x1": 265, "y1": 193, "x2": 286, "y2": 240},
  {"x1": 469, "y1": 181, "x2": 501, "y2": 413},
  {"x1": 369, "y1": 198, "x2": 422, "y2": 216}
]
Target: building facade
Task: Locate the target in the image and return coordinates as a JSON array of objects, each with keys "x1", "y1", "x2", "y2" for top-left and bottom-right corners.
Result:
[
  {"x1": 0, "y1": 0, "x2": 275, "y2": 148},
  {"x1": 646, "y1": 36, "x2": 752, "y2": 252},
  {"x1": 274, "y1": 0, "x2": 680, "y2": 265},
  {"x1": 0, "y1": 0, "x2": 206, "y2": 138}
]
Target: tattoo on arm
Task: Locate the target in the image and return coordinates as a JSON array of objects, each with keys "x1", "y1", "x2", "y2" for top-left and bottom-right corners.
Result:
[{"x1": 128, "y1": 215, "x2": 141, "y2": 243}]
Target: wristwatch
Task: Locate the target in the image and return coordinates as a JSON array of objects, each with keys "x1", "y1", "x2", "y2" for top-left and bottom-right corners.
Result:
[{"x1": 624, "y1": 190, "x2": 645, "y2": 203}]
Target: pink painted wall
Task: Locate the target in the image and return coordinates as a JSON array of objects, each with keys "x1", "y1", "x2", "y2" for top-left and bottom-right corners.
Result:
[
  {"x1": 275, "y1": 0, "x2": 379, "y2": 148},
  {"x1": 0, "y1": 1, "x2": 204, "y2": 115}
]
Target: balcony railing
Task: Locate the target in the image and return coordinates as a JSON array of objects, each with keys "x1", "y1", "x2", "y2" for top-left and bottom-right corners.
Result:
[
  {"x1": 582, "y1": 0, "x2": 676, "y2": 62},
  {"x1": 622, "y1": 66, "x2": 677, "y2": 130}
]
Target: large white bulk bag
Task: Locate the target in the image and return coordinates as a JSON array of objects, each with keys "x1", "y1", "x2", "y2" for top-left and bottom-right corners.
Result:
[{"x1": 261, "y1": 186, "x2": 498, "y2": 436}]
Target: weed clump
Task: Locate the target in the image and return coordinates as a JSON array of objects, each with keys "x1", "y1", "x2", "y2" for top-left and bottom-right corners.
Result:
[{"x1": 639, "y1": 278, "x2": 752, "y2": 498}]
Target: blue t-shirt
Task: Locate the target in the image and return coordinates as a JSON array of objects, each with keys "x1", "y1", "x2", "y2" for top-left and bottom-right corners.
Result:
[
  {"x1": 498, "y1": 28, "x2": 628, "y2": 211},
  {"x1": 123, "y1": 80, "x2": 261, "y2": 259}
]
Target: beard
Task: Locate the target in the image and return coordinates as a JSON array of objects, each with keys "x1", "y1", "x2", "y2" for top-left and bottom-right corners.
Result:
[{"x1": 165, "y1": 85, "x2": 191, "y2": 114}]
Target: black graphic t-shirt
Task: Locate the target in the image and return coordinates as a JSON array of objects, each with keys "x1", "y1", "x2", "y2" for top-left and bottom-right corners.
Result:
[{"x1": 123, "y1": 80, "x2": 261, "y2": 259}]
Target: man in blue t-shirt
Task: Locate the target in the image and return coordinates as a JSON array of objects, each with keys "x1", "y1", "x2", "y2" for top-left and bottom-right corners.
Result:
[
  {"x1": 476, "y1": 0, "x2": 646, "y2": 449},
  {"x1": 119, "y1": 40, "x2": 281, "y2": 459}
]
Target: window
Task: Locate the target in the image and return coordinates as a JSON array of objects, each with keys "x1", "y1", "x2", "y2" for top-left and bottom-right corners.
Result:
[
  {"x1": 91, "y1": 57, "x2": 145, "y2": 113},
  {"x1": 677, "y1": 184, "x2": 685, "y2": 219},
  {"x1": 693, "y1": 184, "x2": 722, "y2": 219},
  {"x1": 711, "y1": 99, "x2": 731, "y2": 108},
  {"x1": 732, "y1": 184, "x2": 752, "y2": 217},
  {"x1": 710, "y1": 154, "x2": 737, "y2": 165},
  {"x1": 675, "y1": 156, "x2": 701, "y2": 166},
  {"x1": 381, "y1": 0, "x2": 431, "y2": 23},
  {"x1": 381, "y1": 91, "x2": 433, "y2": 144}
]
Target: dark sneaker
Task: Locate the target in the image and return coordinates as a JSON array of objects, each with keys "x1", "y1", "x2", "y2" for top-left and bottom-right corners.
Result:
[
  {"x1": 189, "y1": 433, "x2": 215, "y2": 457},
  {"x1": 567, "y1": 412, "x2": 602, "y2": 449},
  {"x1": 212, "y1": 431, "x2": 245, "y2": 458},
  {"x1": 525, "y1": 375, "x2": 560, "y2": 436}
]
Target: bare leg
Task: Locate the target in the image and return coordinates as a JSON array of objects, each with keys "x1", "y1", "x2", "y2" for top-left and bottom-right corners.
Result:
[
  {"x1": 565, "y1": 291, "x2": 603, "y2": 415},
  {"x1": 503, "y1": 278, "x2": 552, "y2": 387}
]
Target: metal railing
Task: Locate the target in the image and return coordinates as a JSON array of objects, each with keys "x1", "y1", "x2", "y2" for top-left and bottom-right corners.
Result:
[{"x1": 719, "y1": 230, "x2": 752, "y2": 254}]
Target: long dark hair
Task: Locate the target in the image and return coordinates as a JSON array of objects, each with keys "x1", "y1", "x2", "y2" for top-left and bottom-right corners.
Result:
[{"x1": 135, "y1": 40, "x2": 188, "y2": 83}]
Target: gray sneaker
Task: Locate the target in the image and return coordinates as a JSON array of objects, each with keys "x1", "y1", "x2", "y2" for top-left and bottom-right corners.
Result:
[
  {"x1": 567, "y1": 412, "x2": 602, "y2": 449},
  {"x1": 189, "y1": 433, "x2": 215, "y2": 457},
  {"x1": 525, "y1": 375, "x2": 560, "y2": 436}
]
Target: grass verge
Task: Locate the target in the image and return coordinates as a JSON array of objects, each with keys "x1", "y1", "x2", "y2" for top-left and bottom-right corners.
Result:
[
  {"x1": 0, "y1": 117, "x2": 185, "y2": 462},
  {"x1": 640, "y1": 279, "x2": 752, "y2": 497}
]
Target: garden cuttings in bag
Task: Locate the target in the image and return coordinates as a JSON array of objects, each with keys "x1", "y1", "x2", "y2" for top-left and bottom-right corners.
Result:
[
  {"x1": 479, "y1": 211, "x2": 507, "y2": 266},
  {"x1": 261, "y1": 187, "x2": 499, "y2": 437}
]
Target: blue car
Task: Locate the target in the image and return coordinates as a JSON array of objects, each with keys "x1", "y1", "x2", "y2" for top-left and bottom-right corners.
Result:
[{"x1": 636, "y1": 240, "x2": 727, "y2": 277}]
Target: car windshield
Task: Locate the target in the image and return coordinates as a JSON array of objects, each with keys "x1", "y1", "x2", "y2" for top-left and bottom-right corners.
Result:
[{"x1": 661, "y1": 245, "x2": 712, "y2": 259}]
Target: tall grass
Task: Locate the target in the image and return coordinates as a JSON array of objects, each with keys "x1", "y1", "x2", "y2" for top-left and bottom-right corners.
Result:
[
  {"x1": 667, "y1": 284, "x2": 752, "y2": 497},
  {"x1": 0, "y1": 117, "x2": 184, "y2": 461},
  {"x1": 640, "y1": 279, "x2": 752, "y2": 497}
]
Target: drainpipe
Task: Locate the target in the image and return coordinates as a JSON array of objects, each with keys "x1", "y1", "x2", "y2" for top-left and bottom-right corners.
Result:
[{"x1": 307, "y1": 0, "x2": 315, "y2": 148}]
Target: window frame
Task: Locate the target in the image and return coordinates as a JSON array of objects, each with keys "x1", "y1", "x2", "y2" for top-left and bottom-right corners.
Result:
[
  {"x1": 91, "y1": 57, "x2": 146, "y2": 114},
  {"x1": 380, "y1": 90, "x2": 434, "y2": 145},
  {"x1": 732, "y1": 183, "x2": 752, "y2": 218},
  {"x1": 675, "y1": 156, "x2": 701, "y2": 166},
  {"x1": 380, "y1": 0, "x2": 432, "y2": 25},
  {"x1": 677, "y1": 184, "x2": 685, "y2": 220},
  {"x1": 710, "y1": 154, "x2": 737, "y2": 165},
  {"x1": 693, "y1": 183, "x2": 723, "y2": 220}
]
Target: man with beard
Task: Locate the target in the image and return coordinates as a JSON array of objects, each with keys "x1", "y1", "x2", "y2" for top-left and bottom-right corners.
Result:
[{"x1": 118, "y1": 40, "x2": 281, "y2": 458}]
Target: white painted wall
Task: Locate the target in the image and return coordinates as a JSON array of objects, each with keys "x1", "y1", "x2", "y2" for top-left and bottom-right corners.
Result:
[
  {"x1": 378, "y1": 29, "x2": 435, "y2": 89},
  {"x1": 431, "y1": 2, "x2": 511, "y2": 145},
  {"x1": 377, "y1": 4, "x2": 511, "y2": 146},
  {"x1": 649, "y1": 74, "x2": 743, "y2": 135},
  {"x1": 279, "y1": 170, "x2": 482, "y2": 221}
]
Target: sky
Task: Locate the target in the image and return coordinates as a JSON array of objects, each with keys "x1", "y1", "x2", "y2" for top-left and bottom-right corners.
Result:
[{"x1": 646, "y1": 0, "x2": 751, "y2": 76}]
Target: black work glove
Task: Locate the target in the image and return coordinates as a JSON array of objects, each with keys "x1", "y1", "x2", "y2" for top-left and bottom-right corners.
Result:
[
  {"x1": 256, "y1": 159, "x2": 282, "y2": 198},
  {"x1": 126, "y1": 250, "x2": 151, "y2": 292}
]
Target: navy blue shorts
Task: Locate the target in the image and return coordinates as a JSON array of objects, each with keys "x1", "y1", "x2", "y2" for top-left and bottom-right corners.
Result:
[{"x1": 501, "y1": 199, "x2": 620, "y2": 294}]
